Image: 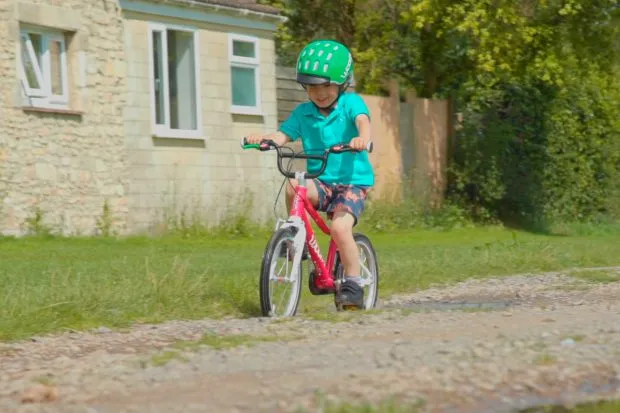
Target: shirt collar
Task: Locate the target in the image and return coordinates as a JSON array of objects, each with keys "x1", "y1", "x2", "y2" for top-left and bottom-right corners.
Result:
[{"x1": 305, "y1": 94, "x2": 343, "y2": 119}]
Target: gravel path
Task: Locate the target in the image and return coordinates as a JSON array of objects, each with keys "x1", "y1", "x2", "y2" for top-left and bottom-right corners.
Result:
[{"x1": 2, "y1": 267, "x2": 620, "y2": 413}]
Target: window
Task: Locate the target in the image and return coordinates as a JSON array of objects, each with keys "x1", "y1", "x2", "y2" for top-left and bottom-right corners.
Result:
[
  {"x1": 149, "y1": 24, "x2": 201, "y2": 139},
  {"x1": 19, "y1": 27, "x2": 68, "y2": 109},
  {"x1": 229, "y1": 34, "x2": 261, "y2": 115}
]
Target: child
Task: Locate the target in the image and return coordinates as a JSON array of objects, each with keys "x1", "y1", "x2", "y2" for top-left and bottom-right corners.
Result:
[{"x1": 245, "y1": 39, "x2": 374, "y2": 309}]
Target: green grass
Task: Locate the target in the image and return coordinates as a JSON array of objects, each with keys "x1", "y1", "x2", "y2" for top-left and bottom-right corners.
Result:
[
  {"x1": 294, "y1": 397, "x2": 620, "y2": 413},
  {"x1": 173, "y1": 332, "x2": 290, "y2": 351},
  {"x1": 1, "y1": 226, "x2": 620, "y2": 341},
  {"x1": 522, "y1": 399, "x2": 620, "y2": 413},
  {"x1": 568, "y1": 269, "x2": 620, "y2": 283},
  {"x1": 533, "y1": 353, "x2": 557, "y2": 366},
  {"x1": 150, "y1": 350, "x2": 188, "y2": 367},
  {"x1": 295, "y1": 395, "x2": 425, "y2": 413},
  {"x1": 147, "y1": 332, "x2": 298, "y2": 367}
]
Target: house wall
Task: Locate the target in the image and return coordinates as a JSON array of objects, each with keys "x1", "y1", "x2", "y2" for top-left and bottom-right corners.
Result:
[
  {"x1": 0, "y1": 0, "x2": 286, "y2": 236},
  {"x1": 0, "y1": 0, "x2": 130, "y2": 236},
  {"x1": 122, "y1": 8, "x2": 285, "y2": 234}
]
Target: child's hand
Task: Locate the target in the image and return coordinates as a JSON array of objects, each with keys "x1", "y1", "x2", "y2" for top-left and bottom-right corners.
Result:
[
  {"x1": 349, "y1": 137, "x2": 369, "y2": 151},
  {"x1": 246, "y1": 134, "x2": 265, "y2": 145}
]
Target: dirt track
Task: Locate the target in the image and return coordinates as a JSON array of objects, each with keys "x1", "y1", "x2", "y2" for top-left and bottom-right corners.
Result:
[{"x1": 1, "y1": 268, "x2": 620, "y2": 413}]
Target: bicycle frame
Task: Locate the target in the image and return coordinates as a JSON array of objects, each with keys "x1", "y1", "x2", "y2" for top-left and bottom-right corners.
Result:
[
  {"x1": 287, "y1": 175, "x2": 339, "y2": 291},
  {"x1": 242, "y1": 137, "x2": 373, "y2": 292}
]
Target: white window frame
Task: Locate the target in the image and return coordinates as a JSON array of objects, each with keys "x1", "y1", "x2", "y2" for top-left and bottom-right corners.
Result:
[
  {"x1": 229, "y1": 34, "x2": 262, "y2": 116},
  {"x1": 19, "y1": 26, "x2": 69, "y2": 110},
  {"x1": 148, "y1": 23, "x2": 203, "y2": 139}
]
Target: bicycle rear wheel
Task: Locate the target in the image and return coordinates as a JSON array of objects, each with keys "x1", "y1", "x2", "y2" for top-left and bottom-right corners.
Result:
[
  {"x1": 259, "y1": 228, "x2": 303, "y2": 317},
  {"x1": 334, "y1": 233, "x2": 379, "y2": 310}
]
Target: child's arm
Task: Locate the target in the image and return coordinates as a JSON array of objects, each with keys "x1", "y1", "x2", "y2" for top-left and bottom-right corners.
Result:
[
  {"x1": 246, "y1": 131, "x2": 291, "y2": 146},
  {"x1": 350, "y1": 114, "x2": 371, "y2": 151}
]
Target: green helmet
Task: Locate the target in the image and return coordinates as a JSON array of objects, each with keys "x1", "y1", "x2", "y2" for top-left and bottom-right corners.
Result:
[{"x1": 296, "y1": 40, "x2": 354, "y2": 86}]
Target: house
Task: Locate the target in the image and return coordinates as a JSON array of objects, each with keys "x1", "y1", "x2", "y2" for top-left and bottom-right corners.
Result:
[{"x1": 0, "y1": 0, "x2": 286, "y2": 236}]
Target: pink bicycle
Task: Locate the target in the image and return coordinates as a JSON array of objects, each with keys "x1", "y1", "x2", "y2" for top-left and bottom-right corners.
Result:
[{"x1": 241, "y1": 138, "x2": 379, "y2": 316}]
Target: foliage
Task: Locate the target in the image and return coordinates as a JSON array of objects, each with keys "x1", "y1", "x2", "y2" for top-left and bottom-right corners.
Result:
[
  {"x1": 450, "y1": 61, "x2": 620, "y2": 226},
  {"x1": 96, "y1": 199, "x2": 115, "y2": 237},
  {"x1": 259, "y1": 0, "x2": 358, "y2": 66},
  {"x1": 522, "y1": 399, "x2": 620, "y2": 413},
  {"x1": 262, "y1": 0, "x2": 620, "y2": 226},
  {"x1": 23, "y1": 206, "x2": 54, "y2": 236}
]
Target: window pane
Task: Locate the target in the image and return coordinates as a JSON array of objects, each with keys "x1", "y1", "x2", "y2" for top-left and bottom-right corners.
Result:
[
  {"x1": 49, "y1": 40, "x2": 64, "y2": 95},
  {"x1": 232, "y1": 66, "x2": 257, "y2": 107},
  {"x1": 29, "y1": 33, "x2": 43, "y2": 68},
  {"x1": 20, "y1": 35, "x2": 40, "y2": 89},
  {"x1": 167, "y1": 30, "x2": 197, "y2": 130},
  {"x1": 152, "y1": 31, "x2": 165, "y2": 125},
  {"x1": 233, "y1": 40, "x2": 255, "y2": 58}
]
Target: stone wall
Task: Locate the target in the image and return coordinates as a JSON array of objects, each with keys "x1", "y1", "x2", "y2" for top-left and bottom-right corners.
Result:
[
  {"x1": 0, "y1": 0, "x2": 129, "y2": 236},
  {"x1": 0, "y1": 0, "x2": 286, "y2": 236}
]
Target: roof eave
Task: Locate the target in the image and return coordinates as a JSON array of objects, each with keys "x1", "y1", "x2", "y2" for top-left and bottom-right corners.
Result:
[{"x1": 161, "y1": 0, "x2": 287, "y2": 23}]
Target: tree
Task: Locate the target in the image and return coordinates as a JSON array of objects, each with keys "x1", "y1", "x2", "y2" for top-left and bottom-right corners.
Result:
[
  {"x1": 260, "y1": 0, "x2": 359, "y2": 66},
  {"x1": 262, "y1": 0, "x2": 620, "y2": 223}
]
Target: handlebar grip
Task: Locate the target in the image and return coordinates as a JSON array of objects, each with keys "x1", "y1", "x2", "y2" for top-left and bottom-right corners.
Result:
[
  {"x1": 240, "y1": 137, "x2": 261, "y2": 150},
  {"x1": 330, "y1": 141, "x2": 374, "y2": 154}
]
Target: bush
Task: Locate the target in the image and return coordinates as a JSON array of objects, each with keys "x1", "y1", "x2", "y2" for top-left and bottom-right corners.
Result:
[{"x1": 450, "y1": 64, "x2": 620, "y2": 229}]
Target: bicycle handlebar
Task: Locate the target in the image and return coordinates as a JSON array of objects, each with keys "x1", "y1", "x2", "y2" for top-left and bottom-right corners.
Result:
[{"x1": 240, "y1": 137, "x2": 373, "y2": 179}]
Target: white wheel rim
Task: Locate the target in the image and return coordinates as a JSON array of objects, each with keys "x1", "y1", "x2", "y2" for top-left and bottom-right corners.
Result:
[
  {"x1": 358, "y1": 241, "x2": 377, "y2": 309},
  {"x1": 268, "y1": 236, "x2": 300, "y2": 316}
]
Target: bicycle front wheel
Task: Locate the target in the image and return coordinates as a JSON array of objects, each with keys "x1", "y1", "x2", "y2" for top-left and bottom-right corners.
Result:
[{"x1": 259, "y1": 228, "x2": 303, "y2": 317}]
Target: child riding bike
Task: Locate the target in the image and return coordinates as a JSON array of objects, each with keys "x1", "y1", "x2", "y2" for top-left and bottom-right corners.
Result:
[{"x1": 245, "y1": 39, "x2": 375, "y2": 310}]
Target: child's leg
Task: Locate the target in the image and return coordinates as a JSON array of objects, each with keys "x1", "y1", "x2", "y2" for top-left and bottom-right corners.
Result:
[
  {"x1": 330, "y1": 211, "x2": 360, "y2": 277},
  {"x1": 285, "y1": 179, "x2": 321, "y2": 211},
  {"x1": 327, "y1": 185, "x2": 369, "y2": 308}
]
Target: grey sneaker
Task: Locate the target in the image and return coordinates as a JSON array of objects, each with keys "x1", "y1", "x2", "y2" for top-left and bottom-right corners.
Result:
[{"x1": 335, "y1": 279, "x2": 364, "y2": 310}]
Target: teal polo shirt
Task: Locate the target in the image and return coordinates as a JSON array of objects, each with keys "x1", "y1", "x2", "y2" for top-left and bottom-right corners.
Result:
[{"x1": 279, "y1": 92, "x2": 375, "y2": 187}]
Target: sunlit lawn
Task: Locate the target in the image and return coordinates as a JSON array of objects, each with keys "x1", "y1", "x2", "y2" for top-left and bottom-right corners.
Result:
[{"x1": 1, "y1": 225, "x2": 620, "y2": 341}]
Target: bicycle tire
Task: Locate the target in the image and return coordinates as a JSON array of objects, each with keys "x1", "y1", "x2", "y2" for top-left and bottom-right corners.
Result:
[
  {"x1": 334, "y1": 233, "x2": 379, "y2": 310},
  {"x1": 259, "y1": 227, "x2": 303, "y2": 317}
]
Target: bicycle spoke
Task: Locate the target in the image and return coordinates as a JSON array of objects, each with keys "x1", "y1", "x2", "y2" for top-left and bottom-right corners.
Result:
[
  {"x1": 261, "y1": 229, "x2": 302, "y2": 317},
  {"x1": 358, "y1": 250, "x2": 373, "y2": 282},
  {"x1": 265, "y1": 237, "x2": 301, "y2": 316},
  {"x1": 275, "y1": 282, "x2": 291, "y2": 313}
]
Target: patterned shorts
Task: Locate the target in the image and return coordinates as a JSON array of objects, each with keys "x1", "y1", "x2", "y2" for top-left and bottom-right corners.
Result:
[{"x1": 313, "y1": 179, "x2": 371, "y2": 225}]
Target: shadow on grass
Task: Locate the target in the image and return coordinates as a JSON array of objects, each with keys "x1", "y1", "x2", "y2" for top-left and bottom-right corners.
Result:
[
  {"x1": 235, "y1": 299, "x2": 263, "y2": 318},
  {"x1": 500, "y1": 214, "x2": 620, "y2": 237},
  {"x1": 501, "y1": 219, "x2": 567, "y2": 237}
]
